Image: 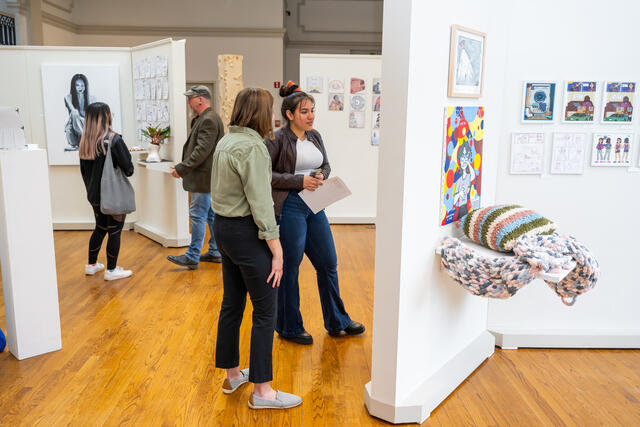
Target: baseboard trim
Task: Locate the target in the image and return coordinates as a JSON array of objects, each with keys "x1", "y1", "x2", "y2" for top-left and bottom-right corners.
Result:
[
  {"x1": 133, "y1": 222, "x2": 190, "y2": 248},
  {"x1": 327, "y1": 216, "x2": 375, "y2": 224},
  {"x1": 364, "y1": 330, "x2": 495, "y2": 424},
  {"x1": 53, "y1": 221, "x2": 134, "y2": 230},
  {"x1": 490, "y1": 329, "x2": 640, "y2": 349}
]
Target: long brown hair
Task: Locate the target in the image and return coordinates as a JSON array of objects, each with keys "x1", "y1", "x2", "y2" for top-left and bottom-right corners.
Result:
[
  {"x1": 229, "y1": 88, "x2": 273, "y2": 138},
  {"x1": 79, "y1": 102, "x2": 112, "y2": 160}
]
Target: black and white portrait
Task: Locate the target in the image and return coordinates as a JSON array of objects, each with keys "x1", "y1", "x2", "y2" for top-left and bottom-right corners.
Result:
[{"x1": 42, "y1": 64, "x2": 122, "y2": 165}]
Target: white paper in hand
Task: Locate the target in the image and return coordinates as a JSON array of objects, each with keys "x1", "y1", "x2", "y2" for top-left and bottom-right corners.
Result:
[{"x1": 298, "y1": 176, "x2": 352, "y2": 214}]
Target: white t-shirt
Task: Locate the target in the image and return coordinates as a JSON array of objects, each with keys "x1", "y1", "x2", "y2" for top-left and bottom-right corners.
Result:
[{"x1": 295, "y1": 137, "x2": 323, "y2": 175}]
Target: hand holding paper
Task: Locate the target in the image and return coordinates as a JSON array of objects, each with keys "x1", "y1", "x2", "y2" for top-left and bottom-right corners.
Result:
[{"x1": 298, "y1": 176, "x2": 352, "y2": 214}]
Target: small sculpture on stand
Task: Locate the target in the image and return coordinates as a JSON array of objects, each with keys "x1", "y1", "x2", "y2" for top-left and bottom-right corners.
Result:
[{"x1": 142, "y1": 125, "x2": 170, "y2": 162}]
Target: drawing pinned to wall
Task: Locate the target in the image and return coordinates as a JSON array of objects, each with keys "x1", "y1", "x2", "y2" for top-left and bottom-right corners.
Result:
[
  {"x1": 350, "y1": 95, "x2": 366, "y2": 111},
  {"x1": 41, "y1": 64, "x2": 122, "y2": 165},
  {"x1": 448, "y1": 25, "x2": 486, "y2": 98},
  {"x1": 372, "y1": 78, "x2": 381, "y2": 94},
  {"x1": 306, "y1": 76, "x2": 323, "y2": 93},
  {"x1": 350, "y1": 77, "x2": 365, "y2": 94},
  {"x1": 440, "y1": 106, "x2": 484, "y2": 226},
  {"x1": 328, "y1": 94, "x2": 344, "y2": 111},
  {"x1": 591, "y1": 133, "x2": 633, "y2": 166},
  {"x1": 371, "y1": 129, "x2": 379, "y2": 146},
  {"x1": 328, "y1": 78, "x2": 344, "y2": 93},
  {"x1": 522, "y1": 82, "x2": 555, "y2": 123},
  {"x1": 348, "y1": 111, "x2": 365, "y2": 128},
  {"x1": 372, "y1": 95, "x2": 381, "y2": 112},
  {"x1": 134, "y1": 55, "x2": 170, "y2": 142},
  {"x1": 601, "y1": 82, "x2": 634, "y2": 123},
  {"x1": 563, "y1": 81, "x2": 597, "y2": 123},
  {"x1": 510, "y1": 132, "x2": 545, "y2": 174},
  {"x1": 550, "y1": 133, "x2": 586, "y2": 174},
  {"x1": 372, "y1": 112, "x2": 381, "y2": 129}
]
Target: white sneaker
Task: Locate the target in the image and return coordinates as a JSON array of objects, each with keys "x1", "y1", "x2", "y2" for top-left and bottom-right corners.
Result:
[
  {"x1": 104, "y1": 266, "x2": 132, "y2": 281},
  {"x1": 85, "y1": 263, "x2": 105, "y2": 275}
]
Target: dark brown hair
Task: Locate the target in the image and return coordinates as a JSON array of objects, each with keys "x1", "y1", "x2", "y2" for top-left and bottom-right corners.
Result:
[
  {"x1": 279, "y1": 82, "x2": 314, "y2": 123},
  {"x1": 229, "y1": 87, "x2": 274, "y2": 138}
]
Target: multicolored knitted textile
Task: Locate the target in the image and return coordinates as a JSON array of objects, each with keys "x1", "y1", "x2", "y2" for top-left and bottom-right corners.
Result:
[
  {"x1": 462, "y1": 205, "x2": 556, "y2": 252},
  {"x1": 439, "y1": 233, "x2": 599, "y2": 306}
]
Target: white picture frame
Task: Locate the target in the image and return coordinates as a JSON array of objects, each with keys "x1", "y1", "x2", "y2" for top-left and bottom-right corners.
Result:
[
  {"x1": 561, "y1": 81, "x2": 598, "y2": 124},
  {"x1": 550, "y1": 132, "x2": 586, "y2": 174},
  {"x1": 510, "y1": 132, "x2": 545, "y2": 174}
]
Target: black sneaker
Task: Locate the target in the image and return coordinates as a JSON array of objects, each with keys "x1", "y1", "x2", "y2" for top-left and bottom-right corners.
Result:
[
  {"x1": 167, "y1": 254, "x2": 198, "y2": 270},
  {"x1": 199, "y1": 253, "x2": 222, "y2": 263},
  {"x1": 329, "y1": 321, "x2": 365, "y2": 337},
  {"x1": 279, "y1": 331, "x2": 313, "y2": 345}
]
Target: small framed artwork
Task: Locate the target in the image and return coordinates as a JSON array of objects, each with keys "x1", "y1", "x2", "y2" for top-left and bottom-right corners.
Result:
[
  {"x1": 328, "y1": 78, "x2": 344, "y2": 93},
  {"x1": 372, "y1": 78, "x2": 381, "y2": 94},
  {"x1": 349, "y1": 94, "x2": 366, "y2": 111},
  {"x1": 348, "y1": 111, "x2": 365, "y2": 128},
  {"x1": 448, "y1": 25, "x2": 486, "y2": 98},
  {"x1": 550, "y1": 133, "x2": 586, "y2": 174},
  {"x1": 328, "y1": 94, "x2": 344, "y2": 111},
  {"x1": 350, "y1": 77, "x2": 366, "y2": 94},
  {"x1": 522, "y1": 82, "x2": 556, "y2": 123},
  {"x1": 591, "y1": 133, "x2": 633, "y2": 166},
  {"x1": 510, "y1": 133, "x2": 545, "y2": 174},
  {"x1": 371, "y1": 129, "x2": 380, "y2": 146},
  {"x1": 601, "y1": 82, "x2": 635, "y2": 124},
  {"x1": 372, "y1": 111, "x2": 381, "y2": 129},
  {"x1": 306, "y1": 76, "x2": 323, "y2": 93},
  {"x1": 562, "y1": 81, "x2": 597, "y2": 123},
  {"x1": 372, "y1": 95, "x2": 381, "y2": 112}
]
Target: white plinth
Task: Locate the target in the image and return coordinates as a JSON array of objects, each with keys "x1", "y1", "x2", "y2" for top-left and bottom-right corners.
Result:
[{"x1": 0, "y1": 148, "x2": 62, "y2": 359}]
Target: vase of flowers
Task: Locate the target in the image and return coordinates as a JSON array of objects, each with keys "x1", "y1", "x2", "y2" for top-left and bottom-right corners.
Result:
[{"x1": 142, "y1": 125, "x2": 170, "y2": 163}]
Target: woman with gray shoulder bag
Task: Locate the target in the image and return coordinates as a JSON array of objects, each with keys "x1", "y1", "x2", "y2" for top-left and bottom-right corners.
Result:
[{"x1": 79, "y1": 102, "x2": 135, "y2": 281}]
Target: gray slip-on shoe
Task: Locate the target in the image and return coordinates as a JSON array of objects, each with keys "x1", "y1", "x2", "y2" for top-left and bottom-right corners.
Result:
[
  {"x1": 221, "y1": 368, "x2": 249, "y2": 394},
  {"x1": 248, "y1": 390, "x2": 302, "y2": 409}
]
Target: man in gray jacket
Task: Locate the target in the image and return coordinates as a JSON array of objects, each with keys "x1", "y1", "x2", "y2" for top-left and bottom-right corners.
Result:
[{"x1": 168, "y1": 85, "x2": 224, "y2": 269}]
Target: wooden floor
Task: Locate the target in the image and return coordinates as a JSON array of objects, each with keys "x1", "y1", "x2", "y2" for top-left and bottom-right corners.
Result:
[{"x1": 0, "y1": 225, "x2": 639, "y2": 426}]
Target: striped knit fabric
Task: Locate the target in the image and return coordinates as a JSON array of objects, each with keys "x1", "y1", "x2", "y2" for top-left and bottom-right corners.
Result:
[{"x1": 462, "y1": 205, "x2": 556, "y2": 252}]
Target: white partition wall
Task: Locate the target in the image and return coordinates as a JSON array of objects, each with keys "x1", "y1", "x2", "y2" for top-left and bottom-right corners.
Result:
[
  {"x1": 299, "y1": 54, "x2": 381, "y2": 223},
  {"x1": 365, "y1": 1, "x2": 508, "y2": 423},
  {"x1": 131, "y1": 39, "x2": 190, "y2": 247},
  {"x1": 487, "y1": 0, "x2": 640, "y2": 349}
]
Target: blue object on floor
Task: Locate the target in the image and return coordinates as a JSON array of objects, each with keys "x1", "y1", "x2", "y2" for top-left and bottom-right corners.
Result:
[{"x1": 0, "y1": 329, "x2": 5, "y2": 352}]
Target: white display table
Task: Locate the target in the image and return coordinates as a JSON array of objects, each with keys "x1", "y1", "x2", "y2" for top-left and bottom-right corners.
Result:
[{"x1": 0, "y1": 148, "x2": 62, "y2": 359}]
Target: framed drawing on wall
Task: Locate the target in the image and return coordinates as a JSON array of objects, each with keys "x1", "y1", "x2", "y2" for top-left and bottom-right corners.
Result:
[
  {"x1": 601, "y1": 82, "x2": 635, "y2": 124},
  {"x1": 448, "y1": 25, "x2": 486, "y2": 98},
  {"x1": 562, "y1": 81, "x2": 597, "y2": 123},
  {"x1": 522, "y1": 82, "x2": 556, "y2": 123}
]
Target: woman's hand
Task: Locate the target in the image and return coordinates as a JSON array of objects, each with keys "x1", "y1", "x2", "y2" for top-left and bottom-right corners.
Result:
[
  {"x1": 266, "y1": 238, "x2": 284, "y2": 288},
  {"x1": 267, "y1": 254, "x2": 283, "y2": 288},
  {"x1": 313, "y1": 172, "x2": 324, "y2": 181},
  {"x1": 303, "y1": 175, "x2": 323, "y2": 191}
]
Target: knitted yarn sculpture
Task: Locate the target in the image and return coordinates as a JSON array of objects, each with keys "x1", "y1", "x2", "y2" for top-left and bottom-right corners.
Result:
[{"x1": 439, "y1": 233, "x2": 599, "y2": 306}]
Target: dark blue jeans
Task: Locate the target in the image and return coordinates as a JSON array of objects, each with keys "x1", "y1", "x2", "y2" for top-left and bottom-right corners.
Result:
[
  {"x1": 185, "y1": 192, "x2": 220, "y2": 262},
  {"x1": 276, "y1": 191, "x2": 352, "y2": 336}
]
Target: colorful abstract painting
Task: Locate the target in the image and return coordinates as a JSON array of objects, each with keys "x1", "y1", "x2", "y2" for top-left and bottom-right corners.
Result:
[{"x1": 441, "y1": 106, "x2": 484, "y2": 226}]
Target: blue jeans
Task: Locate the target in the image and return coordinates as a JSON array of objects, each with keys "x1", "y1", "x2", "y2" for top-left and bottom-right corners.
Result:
[
  {"x1": 276, "y1": 191, "x2": 352, "y2": 336},
  {"x1": 185, "y1": 192, "x2": 220, "y2": 262}
]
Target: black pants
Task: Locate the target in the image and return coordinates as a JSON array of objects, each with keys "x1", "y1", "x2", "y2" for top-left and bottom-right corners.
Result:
[
  {"x1": 88, "y1": 205, "x2": 126, "y2": 270},
  {"x1": 214, "y1": 215, "x2": 276, "y2": 383}
]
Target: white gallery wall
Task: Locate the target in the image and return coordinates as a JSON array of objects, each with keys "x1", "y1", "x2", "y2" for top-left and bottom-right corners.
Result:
[
  {"x1": 366, "y1": 0, "x2": 508, "y2": 423},
  {"x1": 0, "y1": 45, "x2": 137, "y2": 227},
  {"x1": 488, "y1": 0, "x2": 640, "y2": 346},
  {"x1": 300, "y1": 54, "x2": 380, "y2": 222}
]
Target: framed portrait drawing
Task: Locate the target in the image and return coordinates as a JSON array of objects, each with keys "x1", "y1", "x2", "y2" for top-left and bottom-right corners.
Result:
[
  {"x1": 601, "y1": 82, "x2": 635, "y2": 124},
  {"x1": 448, "y1": 25, "x2": 486, "y2": 98},
  {"x1": 522, "y1": 82, "x2": 556, "y2": 123},
  {"x1": 562, "y1": 81, "x2": 597, "y2": 123},
  {"x1": 591, "y1": 133, "x2": 633, "y2": 166}
]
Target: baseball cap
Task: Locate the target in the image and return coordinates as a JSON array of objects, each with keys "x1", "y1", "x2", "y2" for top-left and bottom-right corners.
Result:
[{"x1": 184, "y1": 85, "x2": 212, "y2": 99}]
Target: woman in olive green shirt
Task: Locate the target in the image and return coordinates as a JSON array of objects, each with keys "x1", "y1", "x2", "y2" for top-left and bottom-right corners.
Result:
[{"x1": 211, "y1": 88, "x2": 302, "y2": 410}]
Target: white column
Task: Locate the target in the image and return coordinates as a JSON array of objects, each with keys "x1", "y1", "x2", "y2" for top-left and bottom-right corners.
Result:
[
  {"x1": 0, "y1": 148, "x2": 61, "y2": 360},
  {"x1": 364, "y1": 1, "x2": 504, "y2": 423}
]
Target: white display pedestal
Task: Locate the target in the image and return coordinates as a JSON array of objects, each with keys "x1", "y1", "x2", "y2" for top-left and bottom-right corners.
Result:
[{"x1": 0, "y1": 148, "x2": 62, "y2": 359}]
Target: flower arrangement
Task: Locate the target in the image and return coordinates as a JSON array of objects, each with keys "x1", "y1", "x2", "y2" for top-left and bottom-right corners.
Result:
[{"x1": 141, "y1": 125, "x2": 170, "y2": 145}]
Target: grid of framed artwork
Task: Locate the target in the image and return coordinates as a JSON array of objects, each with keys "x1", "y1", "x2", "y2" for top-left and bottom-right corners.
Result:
[
  {"x1": 512, "y1": 80, "x2": 639, "y2": 174},
  {"x1": 305, "y1": 75, "x2": 381, "y2": 146}
]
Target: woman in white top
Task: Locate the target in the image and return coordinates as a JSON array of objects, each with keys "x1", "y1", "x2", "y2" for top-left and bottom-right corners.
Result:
[{"x1": 266, "y1": 81, "x2": 365, "y2": 345}]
